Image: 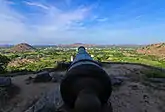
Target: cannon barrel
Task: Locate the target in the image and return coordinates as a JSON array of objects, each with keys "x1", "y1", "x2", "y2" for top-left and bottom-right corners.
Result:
[{"x1": 60, "y1": 46, "x2": 112, "y2": 110}]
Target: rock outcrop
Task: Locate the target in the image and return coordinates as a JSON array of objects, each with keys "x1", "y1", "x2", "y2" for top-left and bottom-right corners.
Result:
[{"x1": 10, "y1": 43, "x2": 36, "y2": 52}]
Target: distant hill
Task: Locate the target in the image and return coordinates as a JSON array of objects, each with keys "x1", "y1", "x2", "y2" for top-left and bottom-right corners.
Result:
[
  {"x1": 33, "y1": 45, "x2": 57, "y2": 48},
  {"x1": 98, "y1": 44, "x2": 145, "y2": 48},
  {"x1": 10, "y1": 43, "x2": 36, "y2": 52},
  {"x1": 58, "y1": 43, "x2": 144, "y2": 48},
  {"x1": 0, "y1": 43, "x2": 144, "y2": 49},
  {"x1": 58, "y1": 43, "x2": 96, "y2": 48},
  {"x1": 0, "y1": 44, "x2": 13, "y2": 48},
  {"x1": 137, "y1": 43, "x2": 165, "y2": 57}
]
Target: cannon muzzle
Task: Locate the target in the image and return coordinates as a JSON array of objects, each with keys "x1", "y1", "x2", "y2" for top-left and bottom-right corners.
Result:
[{"x1": 60, "y1": 46, "x2": 112, "y2": 111}]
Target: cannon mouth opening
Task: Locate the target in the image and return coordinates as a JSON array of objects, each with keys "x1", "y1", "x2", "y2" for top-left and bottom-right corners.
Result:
[
  {"x1": 74, "y1": 89, "x2": 102, "y2": 112},
  {"x1": 60, "y1": 64, "x2": 112, "y2": 108}
]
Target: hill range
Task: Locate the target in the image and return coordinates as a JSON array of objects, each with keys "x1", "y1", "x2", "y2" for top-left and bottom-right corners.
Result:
[{"x1": 137, "y1": 43, "x2": 165, "y2": 57}]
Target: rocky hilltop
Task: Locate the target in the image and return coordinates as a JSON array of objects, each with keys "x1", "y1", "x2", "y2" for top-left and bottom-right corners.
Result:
[
  {"x1": 10, "y1": 43, "x2": 36, "y2": 52},
  {"x1": 1, "y1": 63, "x2": 165, "y2": 112},
  {"x1": 137, "y1": 43, "x2": 165, "y2": 57}
]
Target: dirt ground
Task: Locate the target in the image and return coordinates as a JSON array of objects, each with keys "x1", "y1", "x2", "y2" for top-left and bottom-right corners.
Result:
[
  {"x1": 0, "y1": 74, "x2": 57, "y2": 112},
  {"x1": 1, "y1": 64, "x2": 165, "y2": 112},
  {"x1": 106, "y1": 64, "x2": 165, "y2": 112},
  {"x1": 111, "y1": 82, "x2": 165, "y2": 112}
]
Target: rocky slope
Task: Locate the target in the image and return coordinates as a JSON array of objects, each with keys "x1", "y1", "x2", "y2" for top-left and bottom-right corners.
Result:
[
  {"x1": 10, "y1": 43, "x2": 36, "y2": 52},
  {"x1": 137, "y1": 43, "x2": 165, "y2": 57}
]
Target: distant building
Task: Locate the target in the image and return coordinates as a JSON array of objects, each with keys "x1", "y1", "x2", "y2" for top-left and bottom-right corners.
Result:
[
  {"x1": 91, "y1": 55, "x2": 94, "y2": 58},
  {"x1": 71, "y1": 56, "x2": 74, "y2": 61}
]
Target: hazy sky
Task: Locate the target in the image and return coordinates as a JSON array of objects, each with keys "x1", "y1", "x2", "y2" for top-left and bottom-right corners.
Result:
[{"x1": 0, "y1": 0, "x2": 165, "y2": 45}]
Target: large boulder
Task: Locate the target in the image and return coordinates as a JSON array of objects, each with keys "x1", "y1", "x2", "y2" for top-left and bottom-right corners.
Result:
[
  {"x1": 0, "y1": 77, "x2": 12, "y2": 87},
  {"x1": 34, "y1": 71, "x2": 52, "y2": 82}
]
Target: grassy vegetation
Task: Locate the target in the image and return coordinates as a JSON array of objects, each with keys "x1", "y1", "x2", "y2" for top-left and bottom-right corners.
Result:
[{"x1": 1, "y1": 46, "x2": 165, "y2": 76}]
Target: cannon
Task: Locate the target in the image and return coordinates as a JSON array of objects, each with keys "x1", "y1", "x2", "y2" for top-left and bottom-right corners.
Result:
[{"x1": 60, "y1": 46, "x2": 112, "y2": 112}]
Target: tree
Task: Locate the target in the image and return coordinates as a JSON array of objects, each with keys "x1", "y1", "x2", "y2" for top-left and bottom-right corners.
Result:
[
  {"x1": 8, "y1": 54, "x2": 19, "y2": 60},
  {"x1": 0, "y1": 54, "x2": 10, "y2": 73}
]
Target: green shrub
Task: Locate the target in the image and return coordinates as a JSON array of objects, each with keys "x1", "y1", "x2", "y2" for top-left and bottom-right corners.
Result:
[{"x1": 0, "y1": 54, "x2": 10, "y2": 73}]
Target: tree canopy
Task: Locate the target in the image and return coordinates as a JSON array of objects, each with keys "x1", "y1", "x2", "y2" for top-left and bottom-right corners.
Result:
[{"x1": 0, "y1": 54, "x2": 10, "y2": 73}]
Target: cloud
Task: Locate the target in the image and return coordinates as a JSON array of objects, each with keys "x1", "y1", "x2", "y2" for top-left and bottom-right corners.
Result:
[
  {"x1": 32, "y1": 4, "x2": 92, "y2": 40},
  {"x1": 0, "y1": 0, "x2": 165, "y2": 44},
  {"x1": 23, "y1": 1, "x2": 49, "y2": 10},
  {"x1": 0, "y1": 1, "x2": 29, "y2": 43},
  {"x1": 0, "y1": 0, "x2": 93, "y2": 44}
]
